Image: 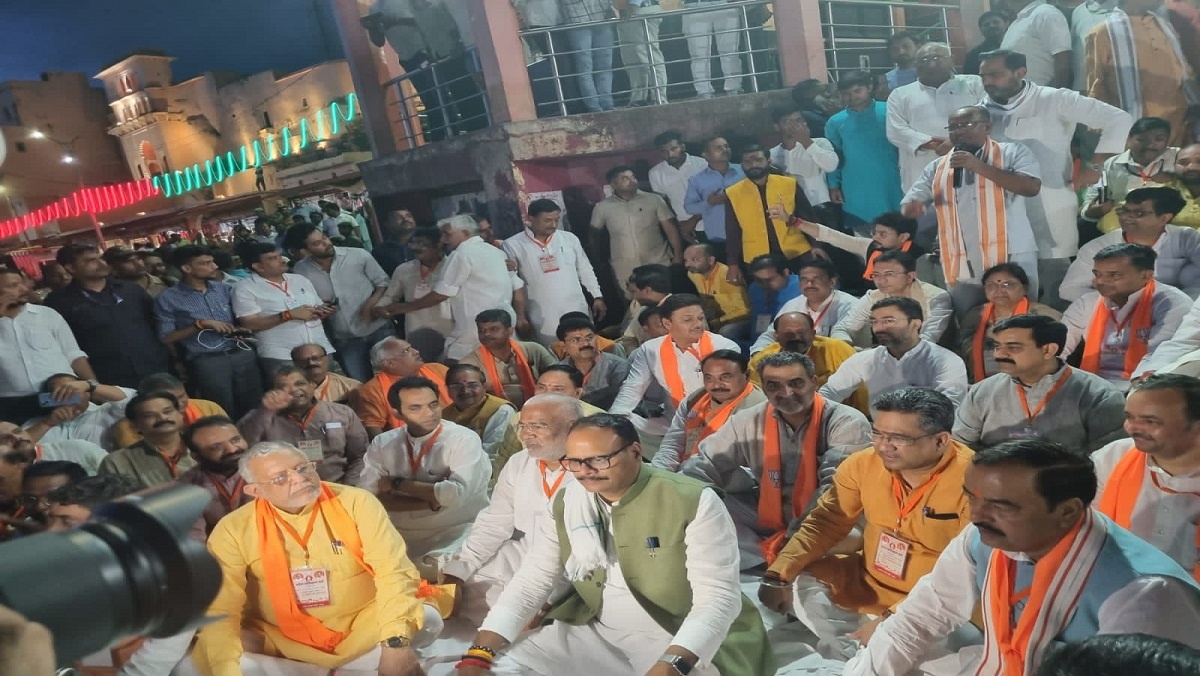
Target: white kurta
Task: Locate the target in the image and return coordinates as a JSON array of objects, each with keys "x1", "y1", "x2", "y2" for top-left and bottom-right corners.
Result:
[
  {"x1": 1060, "y1": 225, "x2": 1200, "y2": 302},
  {"x1": 649, "y1": 154, "x2": 709, "y2": 222},
  {"x1": 749, "y1": 289, "x2": 858, "y2": 355},
  {"x1": 999, "y1": 0, "x2": 1073, "y2": 86},
  {"x1": 769, "y1": 139, "x2": 839, "y2": 205},
  {"x1": 433, "y1": 236, "x2": 523, "y2": 360},
  {"x1": 818, "y1": 340, "x2": 970, "y2": 410},
  {"x1": 1136, "y1": 296, "x2": 1200, "y2": 376},
  {"x1": 381, "y1": 257, "x2": 454, "y2": 360},
  {"x1": 502, "y1": 229, "x2": 603, "y2": 345},
  {"x1": 886, "y1": 74, "x2": 987, "y2": 191}
]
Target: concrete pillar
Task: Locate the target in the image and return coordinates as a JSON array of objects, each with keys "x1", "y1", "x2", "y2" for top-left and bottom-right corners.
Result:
[
  {"x1": 774, "y1": 0, "x2": 829, "y2": 85},
  {"x1": 328, "y1": 0, "x2": 400, "y2": 158},
  {"x1": 466, "y1": 0, "x2": 536, "y2": 124}
]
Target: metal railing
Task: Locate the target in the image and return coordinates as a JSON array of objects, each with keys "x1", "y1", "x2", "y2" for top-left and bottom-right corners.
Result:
[
  {"x1": 519, "y1": 0, "x2": 779, "y2": 118},
  {"x1": 819, "y1": 0, "x2": 958, "y2": 80},
  {"x1": 383, "y1": 47, "x2": 493, "y2": 147}
]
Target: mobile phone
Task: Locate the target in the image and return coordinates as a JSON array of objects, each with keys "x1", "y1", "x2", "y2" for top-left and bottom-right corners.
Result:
[
  {"x1": 38, "y1": 392, "x2": 83, "y2": 408},
  {"x1": 1096, "y1": 185, "x2": 1110, "y2": 204}
]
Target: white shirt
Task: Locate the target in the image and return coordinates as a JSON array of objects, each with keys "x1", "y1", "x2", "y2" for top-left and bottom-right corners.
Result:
[
  {"x1": 1093, "y1": 439, "x2": 1200, "y2": 572},
  {"x1": 292, "y1": 246, "x2": 391, "y2": 339},
  {"x1": 886, "y1": 74, "x2": 987, "y2": 190},
  {"x1": 818, "y1": 340, "x2": 969, "y2": 410},
  {"x1": 649, "y1": 154, "x2": 709, "y2": 222},
  {"x1": 749, "y1": 289, "x2": 858, "y2": 355},
  {"x1": 357, "y1": 420, "x2": 491, "y2": 545},
  {"x1": 502, "y1": 229, "x2": 602, "y2": 343},
  {"x1": 768, "y1": 139, "x2": 839, "y2": 205},
  {"x1": 1137, "y1": 296, "x2": 1200, "y2": 376},
  {"x1": 23, "y1": 387, "x2": 136, "y2": 451},
  {"x1": 0, "y1": 304, "x2": 88, "y2": 397},
  {"x1": 36, "y1": 439, "x2": 109, "y2": 475},
  {"x1": 830, "y1": 282, "x2": 954, "y2": 347},
  {"x1": 1061, "y1": 225, "x2": 1200, "y2": 302},
  {"x1": 442, "y1": 449, "x2": 574, "y2": 581},
  {"x1": 434, "y1": 236, "x2": 523, "y2": 360},
  {"x1": 999, "y1": 0, "x2": 1073, "y2": 85},
  {"x1": 380, "y1": 257, "x2": 455, "y2": 353},
  {"x1": 844, "y1": 522, "x2": 1200, "y2": 675},
  {"x1": 479, "y1": 486, "x2": 743, "y2": 668},
  {"x1": 231, "y1": 273, "x2": 334, "y2": 360}
]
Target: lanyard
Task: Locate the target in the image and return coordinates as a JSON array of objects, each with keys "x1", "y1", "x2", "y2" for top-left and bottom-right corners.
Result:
[
  {"x1": 701, "y1": 267, "x2": 721, "y2": 295},
  {"x1": 264, "y1": 279, "x2": 290, "y2": 297},
  {"x1": 208, "y1": 474, "x2": 246, "y2": 510},
  {"x1": 539, "y1": 461, "x2": 567, "y2": 499},
  {"x1": 286, "y1": 405, "x2": 319, "y2": 433},
  {"x1": 525, "y1": 230, "x2": 554, "y2": 250},
  {"x1": 273, "y1": 502, "x2": 323, "y2": 561},
  {"x1": 419, "y1": 265, "x2": 434, "y2": 281},
  {"x1": 406, "y1": 424, "x2": 444, "y2": 476},
  {"x1": 1015, "y1": 368, "x2": 1072, "y2": 424},
  {"x1": 808, "y1": 297, "x2": 832, "y2": 329},
  {"x1": 1147, "y1": 470, "x2": 1200, "y2": 581},
  {"x1": 890, "y1": 462, "x2": 950, "y2": 527},
  {"x1": 315, "y1": 378, "x2": 331, "y2": 401},
  {"x1": 159, "y1": 446, "x2": 185, "y2": 478}
]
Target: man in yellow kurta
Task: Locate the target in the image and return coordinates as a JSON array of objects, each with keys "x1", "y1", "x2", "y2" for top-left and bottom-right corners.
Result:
[
  {"x1": 758, "y1": 387, "x2": 973, "y2": 657},
  {"x1": 684, "y1": 243, "x2": 751, "y2": 340},
  {"x1": 194, "y1": 441, "x2": 437, "y2": 676},
  {"x1": 750, "y1": 312, "x2": 869, "y2": 415}
]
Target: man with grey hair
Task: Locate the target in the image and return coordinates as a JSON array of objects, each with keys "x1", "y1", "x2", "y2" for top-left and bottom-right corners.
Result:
[
  {"x1": 682, "y1": 351, "x2": 872, "y2": 570},
  {"x1": 353, "y1": 336, "x2": 449, "y2": 439},
  {"x1": 375, "y1": 214, "x2": 527, "y2": 360},
  {"x1": 441, "y1": 393, "x2": 584, "y2": 623},
  {"x1": 192, "y1": 440, "x2": 441, "y2": 675},
  {"x1": 758, "y1": 387, "x2": 975, "y2": 658}
]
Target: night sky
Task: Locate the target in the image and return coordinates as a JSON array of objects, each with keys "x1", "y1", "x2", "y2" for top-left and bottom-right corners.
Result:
[{"x1": 0, "y1": 0, "x2": 345, "y2": 84}]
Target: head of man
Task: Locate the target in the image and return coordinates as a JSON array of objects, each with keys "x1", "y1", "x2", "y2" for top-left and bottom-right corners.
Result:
[
  {"x1": 966, "y1": 440, "x2": 1095, "y2": 557},
  {"x1": 1126, "y1": 117, "x2": 1172, "y2": 168},
  {"x1": 947, "y1": 105, "x2": 994, "y2": 153},
  {"x1": 837, "y1": 70, "x2": 875, "y2": 111},
  {"x1": 606, "y1": 165, "x2": 639, "y2": 199},
  {"x1": 387, "y1": 376, "x2": 443, "y2": 436},
  {"x1": 700, "y1": 349, "x2": 750, "y2": 405},
  {"x1": 389, "y1": 208, "x2": 418, "y2": 234},
  {"x1": 285, "y1": 224, "x2": 335, "y2": 260},
  {"x1": 103, "y1": 247, "x2": 146, "y2": 281},
  {"x1": 0, "y1": 422, "x2": 35, "y2": 459},
  {"x1": 475, "y1": 212, "x2": 496, "y2": 245},
  {"x1": 475, "y1": 309, "x2": 515, "y2": 352},
  {"x1": 1091, "y1": 242, "x2": 1156, "y2": 305},
  {"x1": 978, "y1": 10, "x2": 1010, "y2": 43},
  {"x1": 871, "y1": 297, "x2": 924, "y2": 349},
  {"x1": 56, "y1": 243, "x2": 108, "y2": 284},
  {"x1": 773, "y1": 106, "x2": 810, "y2": 140},
  {"x1": 630, "y1": 264, "x2": 672, "y2": 306},
  {"x1": 979, "y1": 50, "x2": 1027, "y2": 103},
  {"x1": 272, "y1": 366, "x2": 318, "y2": 414},
  {"x1": 527, "y1": 199, "x2": 561, "y2": 240},
  {"x1": 291, "y1": 343, "x2": 332, "y2": 384},
  {"x1": 683, "y1": 243, "x2": 718, "y2": 276},
  {"x1": 239, "y1": 242, "x2": 288, "y2": 279},
  {"x1": 759, "y1": 352, "x2": 817, "y2": 417},
  {"x1": 0, "y1": 268, "x2": 28, "y2": 314},
  {"x1": 654, "y1": 130, "x2": 688, "y2": 167},
  {"x1": 141, "y1": 253, "x2": 167, "y2": 279},
  {"x1": 1177, "y1": 144, "x2": 1200, "y2": 187},
  {"x1": 44, "y1": 474, "x2": 142, "y2": 532},
  {"x1": 749, "y1": 254, "x2": 792, "y2": 292},
  {"x1": 1038, "y1": 633, "x2": 1200, "y2": 676},
  {"x1": 1123, "y1": 374, "x2": 1200, "y2": 465},
  {"x1": 370, "y1": 337, "x2": 424, "y2": 378},
  {"x1": 125, "y1": 391, "x2": 184, "y2": 438},
  {"x1": 871, "y1": 250, "x2": 918, "y2": 295},
  {"x1": 871, "y1": 212, "x2": 917, "y2": 251},
  {"x1": 308, "y1": 210, "x2": 325, "y2": 227},
  {"x1": 888, "y1": 31, "x2": 920, "y2": 68},
  {"x1": 139, "y1": 373, "x2": 192, "y2": 414},
  {"x1": 254, "y1": 217, "x2": 273, "y2": 237},
  {"x1": 792, "y1": 78, "x2": 838, "y2": 115},
  {"x1": 438, "y1": 214, "x2": 481, "y2": 252},
  {"x1": 557, "y1": 315, "x2": 600, "y2": 362},
  {"x1": 562, "y1": 414, "x2": 643, "y2": 503},
  {"x1": 20, "y1": 461, "x2": 88, "y2": 522},
  {"x1": 535, "y1": 364, "x2": 585, "y2": 399},
  {"x1": 871, "y1": 388, "x2": 956, "y2": 473},
  {"x1": 41, "y1": 261, "x2": 72, "y2": 290},
  {"x1": 173, "y1": 245, "x2": 218, "y2": 282},
  {"x1": 797, "y1": 258, "x2": 837, "y2": 306},
  {"x1": 240, "y1": 442, "x2": 322, "y2": 513},
  {"x1": 914, "y1": 42, "x2": 953, "y2": 85},
  {"x1": 660, "y1": 293, "x2": 706, "y2": 346},
  {"x1": 1118, "y1": 187, "x2": 1186, "y2": 234},
  {"x1": 701, "y1": 136, "x2": 731, "y2": 167},
  {"x1": 982, "y1": 262, "x2": 1030, "y2": 310},
  {"x1": 519, "y1": 393, "x2": 584, "y2": 461},
  {"x1": 404, "y1": 227, "x2": 443, "y2": 269},
  {"x1": 740, "y1": 145, "x2": 771, "y2": 181},
  {"x1": 184, "y1": 415, "x2": 248, "y2": 475},
  {"x1": 638, "y1": 306, "x2": 669, "y2": 339},
  {"x1": 774, "y1": 312, "x2": 816, "y2": 354},
  {"x1": 446, "y1": 364, "x2": 488, "y2": 411},
  {"x1": 991, "y1": 314, "x2": 1067, "y2": 381}
]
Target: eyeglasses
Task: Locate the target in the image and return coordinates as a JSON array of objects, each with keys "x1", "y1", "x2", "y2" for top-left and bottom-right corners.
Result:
[
  {"x1": 447, "y1": 381, "x2": 484, "y2": 392},
  {"x1": 870, "y1": 431, "x2": 936, "y2": 447},
  {"x1": 254, "y1": 461, "x2": 318, "y2": 487},
  {"x1": 918, "y1": 55, "x2": 948, "y2": 64},
  {"x1": 946, "y1": 121, "x2": 986, "y2": 132},
  {"x1": 870, "y1": 271, "x2": 905, "y2": 280},
  {"x1": 984, "y1": 280, "x2": 1023, "y2": 291},
  {"x1": 516, "y1": 422, "x2": 553, "y2": 433},
  {"x1": 17, "y1": 494, "x2": 50, "y2": 511},
  {"x1": 1115, "y1": 208, "x2": 1153, "y2": 218},
  {"x1": 564, "y1": 334, "x2": 596, "y2": 345},
  {"x1": 560, "y1": 443, "x2": 633, "y2": 472}
]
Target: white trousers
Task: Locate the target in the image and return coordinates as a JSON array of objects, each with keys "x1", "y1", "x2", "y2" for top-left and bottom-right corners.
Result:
[
  {"x1": 682, "y1": 4, "x2": 744, "y2": 96},
  {"x1": 492, "y1": 620, "x2": 721, "y2": 675},
  {"x1": 616, "y1": 6, "x2": 668, "y2": 104}
]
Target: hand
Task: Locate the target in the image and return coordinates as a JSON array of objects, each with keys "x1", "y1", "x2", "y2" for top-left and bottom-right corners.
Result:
[
  {"x1": 1085, "y1": 199, "x2": 1115, "y2": 219},
  {"x1": 42, "y1": 406, "x2": 82, "y2": 428},
  {"x1": 372, "y1": 305, "x2": 394, "y2": 319},
  {"x1": 261, "y1": 389, "x2": 292, "y2": 412},
  {"x1": 378, "y1": 645, "x2": 424, "y2": 676},
  {"x1": 901, "y1": 201, "x2": 926, "y2": 217},
  {"x1": 681, "y1": 216, "x2": 701, "y2": 243},
  {"x1": 707, "y1": 189, "x2": 727, "y2": 206},
  {"x1": 50, "y1": 378, "x2": 89, "y2": 403},
  {"x1": 442, "y1": 573, "x2": 466, "y2": 617},
  {"x1": 919, "y1": 138, "x2": 942, "y2": 152},
  {"x1": 199, "y1": 320, "x2": 236, "y2": 334},
  {"x1": 313, "y1": 304, "x2": 337, "y2": 319},
  {"x1": 523, "y1": 603, "x2": 551, "y2": 632},
  {"x1": 935, "y1": 138, "x2": 954, "y2": 155},
  {"x1": 828, "y1": 188, "x2": 844, "y2": 204},
  {"x1": 358, "y1": 304, "x2": 376, "y2": 322},
  {"x1": 505, "y1": 258, "x2": 518, "y2": 272},
  {"x1": 288, "y1": 305, "x2": 318, "y2": 321},
  {"x1": 757, "y1": 577, "x2": 792, "y2": 614},
  {"x1": 726, "y1": 265, "x2": 744, "y2": 286},
  {"x1": 646, "y1": 662, "x2": 682, "y2": 676},
  {"x1": 455, "y1": 666, "x2": 491, "y2": 675},
  {"x1": 948, "y1": 149, "x2": 981, "y2": 171},
  {"x1": 591, "y1": 298, "x2": 607, "y2": 321},
  {"x1": 848, "y1": 616, "x2": 885, "y2": 646},
  {"x1": 0, "y1": 604, "x2": 55, "y2": 676},
  {"x1": 767, "y1": 202, "x2": 790, "y2": 222}
]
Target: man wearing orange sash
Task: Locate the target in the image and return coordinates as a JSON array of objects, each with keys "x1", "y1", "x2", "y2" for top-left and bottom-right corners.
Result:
[
  {"x1": 194, "y1": 441, "x2": 439, "y2": 676},
  {"x1": 653, "y1": 349, "x2": 767, "y2": 472},
  {"x1": 358, "y1": 375, "x2": 490, "y2": 566},
  {"x1": 611, "y1": 294, "x2": 740, "y2": 441},
  {"x1": 1062, "y1": 242, "x2": 1192, "y2": 391},
  {"x1": 355, "y1": 337, "x2": 450, "y2": 439},
  {"x1": 460, "y1": 309, "x2": 557, "y2": 410},
  {"x1": 793, "y1": 212, "x2": 925, "y2": 292},
  {"x1": 901, "y1": 105, "x2": 1043, "y2": 316},
  {"x1": 681, "y1": 351, "x2": 872, "y2": 569},
  {"x1": 110, "y1": 372, "x2": 227, "y2": 449},
  {"x1": 845, "y1": 440, "x2": 1200, "y2": 676},
  {"x1": 292, "y1": 343, "x2": 361, "y2": 405},
  {"x1": 178, "y1": 415, "x2": 254, "y2": 541},
  {"x1": 758, "y1": 388, "x2": 973, "y2": 658},
  {"x1": 1094, "y1": 374, "x2": 1200, "y2": 577}
]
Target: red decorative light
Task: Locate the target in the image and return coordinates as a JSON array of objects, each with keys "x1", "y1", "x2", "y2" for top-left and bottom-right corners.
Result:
[{"x1": 0, "y1": 179, "x2": 160, "y2": 239}]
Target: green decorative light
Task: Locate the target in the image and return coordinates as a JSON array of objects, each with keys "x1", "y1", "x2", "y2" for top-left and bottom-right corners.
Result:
[{"x1": 153, "y1": 93, "x2": 358, "y2": 197}]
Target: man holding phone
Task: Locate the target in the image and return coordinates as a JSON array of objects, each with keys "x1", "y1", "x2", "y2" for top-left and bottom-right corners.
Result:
[{"x1": 22, "y1": 374, "x2": 132, "y2": 450}]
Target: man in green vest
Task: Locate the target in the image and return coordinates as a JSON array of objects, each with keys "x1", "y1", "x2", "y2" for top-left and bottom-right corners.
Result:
[{"x1": 456, "y1": 413, "x2": 774, "y2": 675}]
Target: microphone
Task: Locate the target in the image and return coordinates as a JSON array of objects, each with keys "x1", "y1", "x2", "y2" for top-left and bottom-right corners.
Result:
[{"x1": 952, "y1": 145, "x2": 965, "y2": 189}]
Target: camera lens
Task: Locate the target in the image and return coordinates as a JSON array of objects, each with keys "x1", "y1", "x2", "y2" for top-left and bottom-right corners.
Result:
[{"x1": 0, "y1": 484, "x2": 221, "y2": 665}]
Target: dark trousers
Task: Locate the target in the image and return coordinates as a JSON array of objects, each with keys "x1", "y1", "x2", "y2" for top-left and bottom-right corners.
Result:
[{"x1": 188, "y1": 348, "x2": 264, "y2": 420}]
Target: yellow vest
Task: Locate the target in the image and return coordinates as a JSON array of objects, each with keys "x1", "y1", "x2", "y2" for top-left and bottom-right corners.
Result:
[{"x1": 725, "y1": 175, "x2": 812, "y2": 262}]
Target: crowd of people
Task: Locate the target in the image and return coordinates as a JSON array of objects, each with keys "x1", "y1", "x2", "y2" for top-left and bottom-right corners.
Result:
[{"x1": 5, "y1": 2, "x2": 1200, "y2": 672}]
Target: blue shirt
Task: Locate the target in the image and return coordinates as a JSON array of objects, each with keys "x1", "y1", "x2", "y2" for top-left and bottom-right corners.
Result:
[
  {"x1": 748, "y1": 274, "x2": 802, "y2": 327},
  {"x1": 154, "y1": 281, "x2": 239, "y2": 359},
  {"x1": 886, "y1": 67, "x2": 918, "y2": 89},
  {"x1": 683, "y1": 164, "x2": 745, "y2": 241}
]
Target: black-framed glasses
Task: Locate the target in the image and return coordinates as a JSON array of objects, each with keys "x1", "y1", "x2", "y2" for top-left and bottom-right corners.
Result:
[
  {"x1": 870, "y1": 431, "x2": 936, "y2": 448},
  {"x1": 560, "y1": 443, "x2": 634, "y2": 472}
]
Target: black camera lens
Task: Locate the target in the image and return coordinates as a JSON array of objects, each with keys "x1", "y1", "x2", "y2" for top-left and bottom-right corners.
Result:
[{"x1": 0, "y1": 484, "x2": 221, "y2": 665}]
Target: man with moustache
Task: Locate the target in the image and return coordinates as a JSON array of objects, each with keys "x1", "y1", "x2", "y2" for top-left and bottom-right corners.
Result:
[
  {"x1": 1082, "y1": 117, "x2": 1179, "y2": 234},
  {"x1": 110, "y1": 372, "x2": 227, "y2": 449},
  {"x1": 749, "y1": 312, "x2": 868, "y2": 414},
  {"x1": 1170, "y1": 144, "x2": 1200, "y2": 228},
  {"x1": 684, "y1": 243, "x2": 751, "y2": 340},
  {"x1": 98, "y1": 391, "x2": 195, "y2": 488},
  {"x1": 356, "y1": 337, "x2": 450, "y2": 439},
  {"x1": 178, "y1": 415, "x2": 254, "y2": 539},
  {"x1": 238, "y1": 366, "x2": 369, "y2": 485},
  {"x1": 443, "y1": 364, "x2": 517, "y2": 458},
  {"x1": 555, "y1": 315, "x2": 630, "y2": 410},
  {"x1": 682, "y1": 351, "x2": 873, "y2": 569},
  {"x1": 194, "y1": 441, "x2": 438, "y2": 675},
  {"x1": 844, "y1": 440, "x2": 1200, "y2": 676},
  {"x1": 751, "y1": 259, "x2": 856, "y2": 353},
  {"x1": 375, "y1": 227, "x2": 455, "y2": 362},
  {"x1": 460, "y1": 309, "x2": 558, "y2": 410},
  {"x1": 726, "y1": 145, "x2": 816, "y2": 280},
  {"x1": 653, "y1": 350, "x2": 767, "y2": 472},
  {"x1": 457, "y1": 414, "x2": 774, "y2": 676},
  {"x1": 955, "y1": 314, "x2": 1126, "y2": 454},
  {"x1": 683, "y1": 136, "x2": 746, "y2": 262},
  {"x1": 0, "y1": 422, "x2": 106, "y2": 476},
  {"x1": 829, "y1": 250, "x2": 952, "y2": 348},
  {"x1": 441, "y1": 394, "x2": 584, "y2": 623},
  {"x1": 291, "y1": 343, "x2": 361, "y2": 404}
]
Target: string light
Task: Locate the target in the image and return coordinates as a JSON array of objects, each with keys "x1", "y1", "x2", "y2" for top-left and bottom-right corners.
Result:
[{"x1": 0, "y1": 179, "x2": 159, "y2": 239}]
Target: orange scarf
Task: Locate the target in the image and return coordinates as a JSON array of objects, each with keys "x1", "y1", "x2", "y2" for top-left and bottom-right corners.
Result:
[
  {"x1": 183, "y1": 402, "x2": 202, "y2": 425},
  {"x1": 660, "y1": 333, "x2": 715, "y2": 406},
  {"x1": 758, "y1": 395, "x2": 825, "y2": 564},
  {"x1": 972, "y1": 299, "x2": 1030, "y2": 382},
  {"x1": 1080, "y1": 281, "x2": 1156, "y2": 379},
  {"x1": 862, "y1": 241, "x2": 912, "y2": 280},
  {"x1": 417, "y1": 364, "x2": 452, "y2": 405},
  {"x1": 683, "y1": 383, "x2": 756, "y2": 461},
  {"x1": 933, "y1": 139, "x2": 1008, "y2": 285},
  {"x1": 481, "y1": 340, "x2": 537, "y2": 403},
  {"x1": 375, "y1": 373, "x2": 406, "y2": 430},
  {"x1": 256, "y1": 484, "x2": 371, "y2": 653}
]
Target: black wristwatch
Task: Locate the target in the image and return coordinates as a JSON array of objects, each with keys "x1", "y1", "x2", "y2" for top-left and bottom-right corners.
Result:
[
  {"x1": 389, "y1": 476, "x2": 406, "y2": 494},
  {"x1": 657, "y1": 654, "x2": 693, "y2": 675},
  {"x1": 85, "y1": 379, "x2": 99, "y2": 394},
  {"x1": 380, "y1": 635, "x2": 410, "y2": 649}
]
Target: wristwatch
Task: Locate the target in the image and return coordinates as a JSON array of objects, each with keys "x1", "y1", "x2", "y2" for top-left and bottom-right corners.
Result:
[
  {"x1": 389, "y1": 476, "x2": 406, "y2": 493},
  {"x1": 85, "y1": 379, "x2": 99, "y2": 394},
  {"x1": 380, "y1": 636, "x2": 410, "y2": 649},
  {"x1": 657, "y1": 654, "x2": 693, "y2": 675}
]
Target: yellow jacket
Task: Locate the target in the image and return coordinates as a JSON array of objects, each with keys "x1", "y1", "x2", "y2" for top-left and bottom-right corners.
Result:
[
  {"x1": 750, "y1": 338, "x2": 869, "y2": 415},
  {"x1": 726, "y1": 174, "x2": 812, "y2": 262},
  {"x1": 688, "y1": 263, "x2": 751, "y2": 327}
]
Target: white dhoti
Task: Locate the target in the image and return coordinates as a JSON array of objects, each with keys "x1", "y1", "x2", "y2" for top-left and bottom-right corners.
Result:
[{"x1": 492, "y1": 621, "x2": 721, "y2": 676}]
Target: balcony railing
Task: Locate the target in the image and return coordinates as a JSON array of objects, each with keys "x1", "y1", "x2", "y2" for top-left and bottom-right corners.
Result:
[
  {"x1": 383, "y1": 47, "x2": 493, "y2": 147},
  {"x1": 819, "y1": 0, "x2": 959, "y2": 80}
]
